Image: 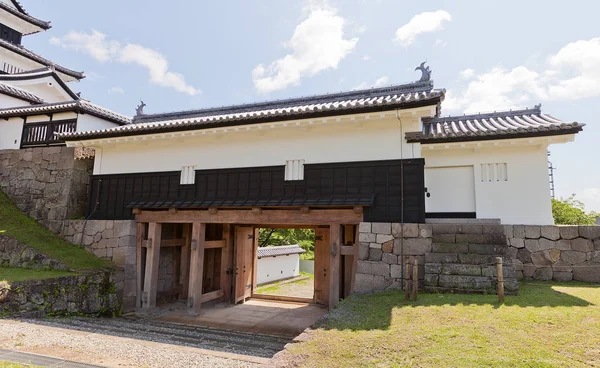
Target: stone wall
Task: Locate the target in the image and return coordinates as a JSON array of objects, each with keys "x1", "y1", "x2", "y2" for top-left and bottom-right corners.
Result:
[
  {"x1": 506, "y1": 225, "x2": 600, "y2": 282},
  {"x1": 0, "y1": 147, "x2": 92, "y2": 233},
  {"x1": 158, "y1": 247, "x2": 175, "y2": 293},
  {"x1": 0, "y1": 271, "x2": 119, "y2": 317},
  {"x1": 0, "y1": 235, "x2": 68, "y2": 271},
  {"x1": 354, "y1": 222, "x2": 432, "y2": 292},
  {"x1": 61, "y1": 220, "x2": 137, "y2": 310}
]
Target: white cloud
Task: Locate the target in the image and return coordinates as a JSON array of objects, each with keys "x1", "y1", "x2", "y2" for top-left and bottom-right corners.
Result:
[
  {"x1": 356, "y1": 25, "x2": 367, "y2": 34},
  {"x1": 252, "y1": 3, "x2": 358, "y2": 93},
  {"x1": 394, "y1": 10, "x2": 451, "y2": 47},
  {"x1": 50, "y1": 30, "x2": 199, "y2": 96},
  {"x1": 361, "y1": 55, "x2": 371, "y2": 61},
  {"x1": 579, "y1": 188, "x2": 600, "y2": 213},
  {"x1": 434, "y1": 39, "x2": 447, "y2": 48},
  {"x1": 354, "y1": 75, "x2": 389, "y2": 90},
  {"x1": 445, "y1": 38, "x2": 600, "y2": 113},
  {"x1": 108, "y1": 86, "x2": 124, "y2": 94}
]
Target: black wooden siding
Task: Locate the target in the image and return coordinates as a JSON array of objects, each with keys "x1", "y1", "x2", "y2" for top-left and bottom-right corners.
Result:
[
  {"x1": 0, "y1": 23, "x2": 22, "y2": 45},
  {"x1": 87, "y1": 159, "x2": 425, "y2": 223}
]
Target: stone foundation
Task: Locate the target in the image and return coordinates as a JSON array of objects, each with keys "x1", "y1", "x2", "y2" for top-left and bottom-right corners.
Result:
[
  {"x1": 0, "y1": 147, "x2": 92, "y2": 233},
  {"x1": 0, "y1": 235, "x2": 68, "y2": 271},
  {"x1": 61, "y1": 220, "x2": 137, "y2": 310},
  {"x1": 0, "y1": 271, "x2": 119, "y2": 317}
]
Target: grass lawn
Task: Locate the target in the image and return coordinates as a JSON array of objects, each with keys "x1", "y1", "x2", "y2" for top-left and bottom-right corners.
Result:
[
  {"x1": 0, "y1": 267, "x2": 74, "y2": 282},
  {"x1": 256, "y1": 272, "x2": 314, "y2": 297},
  {"x1": 0, "y1": 191, "x2": 110, "y2": 271},
  {"x1": 284, "y1": 282, "x2": 600, "y2": 367}
]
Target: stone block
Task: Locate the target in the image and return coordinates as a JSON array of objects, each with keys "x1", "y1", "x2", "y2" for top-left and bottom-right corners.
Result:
[
  {"x1": 359, "y1": 232, "x2": 376, "y2": 243},
  {"x1": 556, "y1": 239, "x2": 571, "y2": 251},
  {"x1": 588, "y1": 251, "x2": 600, "y2": 263},
  {"x1": 573, "y1": 263, "x2": 600, "y2": 282},
  {"x1": 376, "y1": 234, "x2": 394, "y2": 244},
  {"x1": 112, "y1": 247, "x2": 127, "y2": 267},
  {"x1": 106, "y1": 238, "x2": 119, "y2": 248},
  {"x1": 357, "y1": 261, "x2": 390, "y2": 277},
  {"x1": 354, "y1": 274, "x2": 387, "y2": 293},
  {"x1": 539, "y1": 238, "x2": 556, "y2": 251},
  {"x1": 431, "y1": 224, "x2": 459, "y2": 235},
  {"x1": 510, "y1": 238, "x2": 525, "y2": 248},
  {"x1": 553, "y1": 272, "x2": 573, "y2": 282},
  {"x1": 548, "y1": 248, "x2": 561, "y2": 263},
  {"x1": 425, "y1": 263, "x2": 441, "y2": 274},
  {"x1": 358, "y1": 243, "x2": 369, "y2": 260},
  {"x1": 424, "y1": 274, "x2": 439, "y2": 286},
  {"x1": 524, "y1": 226, "x2": 541, "y2": 239},
  {"x1": 438, "y1": 275, "x2": 492, "y2": 289},
  {"x1": 456, "y1": 234, "x2": 492, "y2": 244},
  {"x1": 514, "y1": 225, "x2": 526, "y2": 239},
  {"x1": 579, "y1": 226, "x2": 600, "y2": 240},
  {"x1": 552, "y1": 260, "x2": 572, "y2": 272},
  {"x1": 432, "y1": 234, "x2": 455, "y2": 244},
  {"x1": 515, "y1": 270, "x2": 524, "y2": 280},
  {"x1": 596, "y1": 239, "x2": 600, "y2": 251},
  {"x1": 524, "y1": 239, "x2": 541, "y2": 253},
  {"x1": 432, "y1": 242, "x2": 468, "y2": 253},
  {"x1": 468, "y1": 244, "x2": 505, "y2": 255},
  {"x1": 463, "y1": 224, "x2": 484, "y2": 234},
  {"x1": 561, "y1": 250, "x2": 587, "y2": 265},
  {"x1": 533, "y1": 267, "x2": 553, "y2": 281},
  {"x1": 369, "y1": 242, "x2": 382, "y2": 249},
  {"x1": 371, "y1": 222, "x2": 391, "y2": 235},
  {"x1": 541, "y1": 226, "x2": 560, "y2": 241},
  {"x1": 382, "y1": 253, "x2": 398, "y2": 264},
  {"x1": 114, "y1": 221, "x2": 136, "y2": 238},
  {"x1": 369, "y1": 249, "x2": 383, "y2": 261},
  {"x1": 390, "y1": 264, "x2": 403, "y2": 278},
  {"x1": 503, "y1": 225, "x2": 514, "y2": 239},
  {"x1": 425, "y1": 253, "x2": 458, "y2": 263},
  {"x1": 440, "y1": 264, "x2": 481, "y2": 276},
  {"x1": 571, "y1": 238, "x2": 594, "y2": 252},
  {"x1": 382, "y1": 240, "x2": 393, "y2": 253},
  {"x1": 394, "y1": 238, "x2": 432, "y2": 256},
  {"x1": 418, "y1": 224, "x2": 432, "y2": 238},
  {"x1": 531, "y1": 250, "x2": 553, "y2": 267},
  {"x1": 391, "y1": 223, "x2": 419, "y2": 238},
  {"x1": 102, "y1": 229, "x2": 115, "y2": 239},
  {"x1": 512, "y1": 258, "x2": 523, "y2": 271},
  {"x1": 522, "y1": 264, "x2": 536, "y2": 278},
  {"x1": 358, "y1": 222, "x2": 371, "y2": 233},
  {"x1": 560, "y1": 226, "x2": 579, "y2": 240}
]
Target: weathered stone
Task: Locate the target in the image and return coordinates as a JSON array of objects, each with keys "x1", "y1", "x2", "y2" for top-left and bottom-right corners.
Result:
[
  {"x1": 552, "y1": 260, "x2": 572, "y2": 272},
  {"x1": 368, "y1": 249, "x2": 383, "y2": 261},
  {"x1": 533, "y1": 267, "x2": 553, "y2": 281},
  {"x1": 393, "y1": 237, "x2": 432, "y2": 256},
  {"x1": 382, "y1": 252, "x2": 398, "y2": 264},
  {"x1": 512, "y1": 258, "x2": 524, "y2": 271},
  {"x1": 376, "y1": 234, "x2": 394, "y2": 244},
  {"x1": 424, "y1": 274, "x2": 439, "y2": 286},
  {"x1": 561, "y1": 251, "x2": 587, "y2": 265},
  {"x1": 371, "y1": 222, "x2": 391, "y2": 235},
  {"x1": 382, "y1": 240, "x2": 393, "y2": 253},
  {"x1": 513, "y1": 225, "x2": 525, "y2": 239},
  {"x1": 531, "y1": 251, "x2": 553, "y2": 267},
  {"x1": 369, "y1": 242, "x2": 382, "y2": 249},
  {"x1": 510, "y1": 238, "x2": 525, "y2": 248},
  {"x1": 522, "y1": 264, "x2": 536, "y2": 278},
  {"x1": 418, "y1": 224, "x2": 432, "y2": 238},
  {"x1": 456, "y1": 234, "x2": 492, "y2": 244},
  {"x1": 390, "y1": 264, "x2": 403, "y2": 278},
  {"x1": 578, "y1": 226, "x2": 600, "y2": 240},
  {"x1": 503, "y1": 225, "x2": 514, "y2": 239},
  {"x1": 359, "y1": 232, "x2": 376, "y2": 243},
  {"x1": 524, "y1": 239, "x2": 541, "y2": 253},
  {"x1": 458, "y1": 254, "x2": 496, "y2": 265},
  {"x1": 431, "y1": 224, "x2": 459, "y2": 235},
  {"x1": 525, "y1": 225, "x2": 541, "y2": 239},
  {"x1": 357, "y1": 261, "x2": 390, "y2": 277},
  {"x1": 560, "y1": 226, "x2": 579, "y2": 240},
  {"x1": 573, "y1": 263, "x2": 600, "y2": 282},
  {"x1": 548, "y1": 248, "x2": 561, "y2": 263},
  {"x1": 425, "y1": 253, "x2": 458, "y2": 263},
  {"x1": 555, "y1": 239, "x2": 572, "y2": 251},
  {"x1": 553, "y1": 272, "x2": 573, "y2": 282},
  {"x1": 540, "y1": 226, "x2": 560, "y2": 241},
  {"x1": 438, "y1": 275, "x2": 492, "y2": 289},
  {"x1": 571, "y1": 238, "x2": 594, "y2": 252},
  {"x1": 596, "y1": 239, "x2": 600, "y2": 251},
  {"x1": 358, "y1": 222, "x2": 371, "y2": 233},
  {"x1": 539, "y1": 238, "x2": 556, "y2": 251},
  {"x1": 463, "y1": 224, "x2": 484, "y2": 234},
  {"x1": 354, "y1": 274, "x2": 387, "y2": 292},
  {"x1": 358, "y1": 243, "x2": 369, "y2": 260},
  {"x1": 432, "y1": 234, "x2": 455, "y2": 244},
  {"x1": 468, "y1": 244, "x2": 506, "y2": 255},
  {"x1": 392, "y1": 223, "x2": 419, "y2": 238},
  {"x1": 440, "y1": 264, "x2": 481, "y2": 276},
  {"x1": 114, "y1": 221, "x2": 136, "y2": 238},
  {"x1": 432, "y1": 242, "x2": 468, "y2": 253},
  {"x1": 425, "y1": 263, "x2": 441, "y2": 274}
]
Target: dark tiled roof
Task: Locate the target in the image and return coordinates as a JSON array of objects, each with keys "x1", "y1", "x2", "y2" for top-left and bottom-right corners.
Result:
[
  {"x1": 0, "y1": 80, "x2": 43, "y2": 103},
  {"x1": 0, "y1": 100, "x2": 131, "y2": 125},
  {"x1": 0, "y1": 67, "x2": 80, "y2": 99},
  {"x1": 60, "y1": 81, "x2": 445, "y2": 140},
  {"x1": 257, "y1": 244, "x2": 305, "y2": 259},
  {"x1": 0, "y1": 38, "x2": 84, "y2": 80},
  {"x1": 0, "y1": 1, "x2": 51, "y2": 33},
  {"x1": 405, "y1": 106, "x2": 584, "y2": 144}
]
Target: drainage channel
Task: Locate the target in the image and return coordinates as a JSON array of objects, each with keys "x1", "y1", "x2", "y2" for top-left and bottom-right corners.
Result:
[{"x1": 0, "y1": 348, "x2": 103, "y2": 368}]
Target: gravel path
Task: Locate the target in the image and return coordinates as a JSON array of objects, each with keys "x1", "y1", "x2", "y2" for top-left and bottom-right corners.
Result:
[{"x1": 0, "y1": 317, "x2": 290, "y2": 367}]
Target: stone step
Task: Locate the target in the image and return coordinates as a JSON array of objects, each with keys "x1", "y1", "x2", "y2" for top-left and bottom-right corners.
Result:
[
  {"x1": 424, "y1": 272, "x2": 519, "y2": 294},
  {"x1": 432, "y1": 232, "x2": 506, "y2": 245},
  {"x1": 431, "y1": 243, "x2": 510, "y2": 255},
  {"x1": 425, "y1": 262, "x2": 517, "y2": 278},
  {"x1": 425, "y1": 253, "x2": 514, "y2": 265}
]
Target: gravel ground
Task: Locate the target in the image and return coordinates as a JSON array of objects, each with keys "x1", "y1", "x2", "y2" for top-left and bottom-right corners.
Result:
[{"x1": 0, "y1": 318, "x2": 286, "y2": 367}]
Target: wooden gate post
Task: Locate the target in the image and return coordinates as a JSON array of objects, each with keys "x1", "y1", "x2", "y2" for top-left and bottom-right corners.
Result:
[
  {"x1": 142, "y1": 222, "x2": 161, "y2": 309},
  {"x1": 496, "y1": 257, "x2": 504, "y2": 303},
  {"x1": 136, "y1": 222, "x2": 146, "y2": 308},
  {"x1": 187, "y1": 222, "x2": 206, "y2": 315},
  {"x1": 404, "y1": 258, "x2": 411, "y2": 300},
  {"x1": 412, "y1": 258, "x2": 419, "y2": 301},
  {"x1": 328, "y1": 224, "x2": 341, "y2": 310}
]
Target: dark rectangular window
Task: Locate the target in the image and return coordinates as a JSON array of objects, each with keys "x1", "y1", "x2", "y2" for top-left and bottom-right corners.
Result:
[{"x1": 0, "y1": 23, "x2": 22, "y2": 45}]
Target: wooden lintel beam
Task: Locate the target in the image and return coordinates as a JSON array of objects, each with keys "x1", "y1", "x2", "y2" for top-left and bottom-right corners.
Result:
[
  {"x1": 251, "y1": 207, "x2": 262, "y2": 214},
  {"x1": 208, "y1": 207, "x2": 218, "y2": 214},
  {"x1": 299, "y1": 206, "x2": 310, "y2": 214},
  {"x1": 205, "y1": 240, "x2": 226, "y2": 249},
  {"x1": 132, "y1": 208, "x2": 141, "y2": 215},
  {"x1": 160, "y1": 238, "x2": 184, "y2": 247},
  {"x1": 168, "y1": 207, "x2": 178, "y2": 214},
  {"x1": 353, "y1": 206, "x2": 363, "y2": 214}
]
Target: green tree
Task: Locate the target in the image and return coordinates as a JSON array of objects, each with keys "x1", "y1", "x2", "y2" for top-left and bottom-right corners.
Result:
[
  {"x1": 258, "y1": 228, "x2": 315, "y2": 260},
  {"x1": 552, "y1": 195, "x2": 598, "y2": 225}
]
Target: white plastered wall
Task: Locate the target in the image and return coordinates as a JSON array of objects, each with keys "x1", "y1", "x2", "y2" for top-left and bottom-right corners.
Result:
[
  {"x1": 257, "y1": 254, "x2": 301, "y2": 285},
  {"x1": 0, "y1": 116, "x2": 23, "y2": 149},
  {"x1": 83, "y1": 110, "x2": 431, "y2": 175},
  {"x1": 76, "y1": 114, "x2": 120, "y2": 132},
  {"x1": 423, "y1": 142, "x2": 555, "y2": 225}
]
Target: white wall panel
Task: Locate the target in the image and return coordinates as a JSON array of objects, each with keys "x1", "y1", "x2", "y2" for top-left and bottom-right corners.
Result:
[{"x1": 257, "y1": 254, "x2": 301, "y2": 285}]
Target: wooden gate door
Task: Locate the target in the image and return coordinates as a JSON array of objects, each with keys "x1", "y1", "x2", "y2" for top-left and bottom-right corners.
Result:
[
  {"x1": 314, "y1": 227, "x2": 330, "y2": 306},
  {"x1": 234, "y1": 226, "x2": 254, "y2": 303}
]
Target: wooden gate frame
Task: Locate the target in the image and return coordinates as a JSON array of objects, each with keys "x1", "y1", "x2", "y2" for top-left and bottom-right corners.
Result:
[{"x1": 135, "y1": 207, "x2": 363, "y2": 312}]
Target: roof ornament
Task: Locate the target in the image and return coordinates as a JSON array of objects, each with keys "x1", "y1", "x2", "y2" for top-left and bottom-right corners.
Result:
[
  {"x1": 135, "y1": 100, "x2": 146, "y2": 116},
  {"x1": 415, "y1": 61, "x2": 431, "y2": 82},
  {"x1": 534, "y1": 103, "x2": 542, "y2": 110}
]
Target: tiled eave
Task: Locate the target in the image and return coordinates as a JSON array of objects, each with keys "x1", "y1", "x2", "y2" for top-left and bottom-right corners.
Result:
[
  {"x1": 60, "y1": 93, "x2": 443, "y2": 141},
  {"x1": 0, "y1": 100, "x2": 131, "y2": 125},
  {"x1": 0, "y1": 81, "x2": 43, "y2": 103},
  {"x1": 0, "y1": 2, "x2": 50, "y2": 34}
]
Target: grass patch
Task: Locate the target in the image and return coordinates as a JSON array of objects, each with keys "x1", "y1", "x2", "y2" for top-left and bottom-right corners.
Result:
[
  {"x1": 0, "y1": 267, "x2": 74, "y2": 282},
  {"x1": 0, "y1": 190, "x2": 110, "y2": 271},
  {"x1": 256, "y1": 272, "x2": 315, "y2": 296},
  {"x1": 285, "y1": 282, "x2": 600, "y2": 367}
]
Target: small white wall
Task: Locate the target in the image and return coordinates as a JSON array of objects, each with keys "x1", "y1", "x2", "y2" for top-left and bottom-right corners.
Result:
[
  {"x1": 76, "y1": 114, "x2": 120, "y2": 132},
  {"x1": 423, "y1": 143, "x2": 554, "y2": 225},
  {"x1": 0, "y1": 92, "x2": 30, "y2": 107},
  {"x1": 6, "y1": 77, "x2": 73, "y2": 103},
  {"x1": 257, "y1": 254, "x2": 301, "y2": 285},
  {"x1": 0, "y1": 117, "x2": 23, "y2": 149},
  {"x1": 85, "y1": 109, "x2": 433, "y2": 175}
]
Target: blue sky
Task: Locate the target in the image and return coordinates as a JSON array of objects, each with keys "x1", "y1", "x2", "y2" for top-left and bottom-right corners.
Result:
[{"x1": 23, "y1": 0, "x2": 599, "y2": 212}]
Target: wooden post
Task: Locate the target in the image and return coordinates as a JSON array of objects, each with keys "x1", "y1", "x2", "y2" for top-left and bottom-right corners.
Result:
[
  {"x1": 412, "y1": 258, "x2": 418, "y2": 301},
  {"x1": 328, "y1": 224, "x2": 341, "y2": 310},
  {"x1": 350, "y1": 224, "x2": 360, "y2": 294},
  {"x1": 187, "y1": 222, "x2": 206, "y2": 315},
  {"x1": 135, "y1": 222, "x2": 146, "y2": 308},
  {"x1": 496, "y1": 257, "x2": 504, "y2": 303},
  {"x1": 142, "y1": 222, "x2": 161, "y2": 309},
  {"x1": 252, "y1": 227, "x2": 259, "y2": 294},
  {"x1": 404, "y1": 258, "x2": 411, "y2": 300},
  {"x1": 179, "y1": 223, "x2": 191, "y2": 299},
  {"x1": 221, "y1": 224, "x2": 233, "y2": 303}
]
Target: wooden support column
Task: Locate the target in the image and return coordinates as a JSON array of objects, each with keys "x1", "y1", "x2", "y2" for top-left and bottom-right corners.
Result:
[
  {"x1": 135, "y1": 222, "x2": 146, "y2": 308},
  {"x1": 221, "y1": 224, "x2": 233, "y2": 303},
  {"x1": 187, "y1": 222, "x2": 206, "y2": 315},
  {"x1": 179, "y1": 223, "x2": 191, "y2": 299},
  {"x1": 351, "y1": 224, "x2": 360, "y2": 294},
  {"x1": 328, "y1": 223, "x2": 341, "y2": 310},
  {"x1": 343, "y1": 225, "x2": 355, "y2": 298},
  {"x1": 142, "y1": 222, "x2": 161, "y2": 309},
  {"x1": 252, "y1": 227, "x2": 259, "y2": 294}
]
